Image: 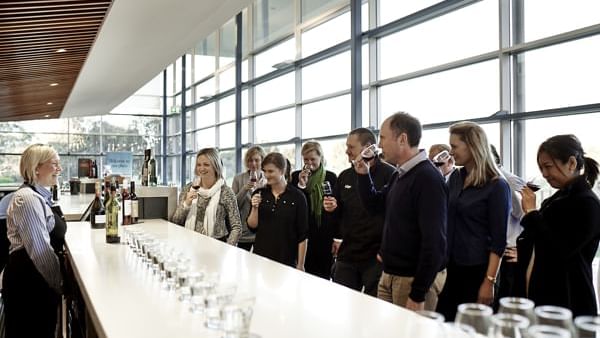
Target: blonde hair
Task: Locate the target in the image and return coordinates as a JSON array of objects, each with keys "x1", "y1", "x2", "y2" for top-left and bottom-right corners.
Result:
[
  {"x1": 301, "y1": 141, "x2": 325, "y2": 164},
  {"x1": 244, "y1": 145, "x2": 266, "y2": 169},
  {"x1": 20, "y1": 144, "x2": 58, "y2": 184},
  {"x1": 449, "y1": 122, "x2": 500, "y2": 187},
  {"x1": 196, "y1": 148, "x2": 224, "y2": 179}
]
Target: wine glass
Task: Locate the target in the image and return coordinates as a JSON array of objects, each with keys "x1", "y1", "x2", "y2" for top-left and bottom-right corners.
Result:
[
  {"x1": 499, "y1": 297, "x2": 536, "y2": 325},
  {"x1": 455, "y1": 303, "x2": 493, "y2": 335},
  {"x1": 322, "y1": 181, "x2": 333, "y2": 197},
  {"x1": 432, "y1": 150, "x2": 451, "y2": 167},
  {"x1": 249, "y1": 170, "x2": 258, "y2": 192},
  {"x1": 574, "y1": 315, "x2": 600, "y2": 338},
  {"x1": 535, "y1": 305, "x2": 575, "y2": 334},
  {"x1": 360, "y1": 144, "x2": 379, "y2": 169},
  {"x1": 527, "y1": 325, "x2": 572, "y2": 338},
  {"x1": 416, "y1": 310, "x2": 445, "y2": 323},
  {"x1": 191, "y1": 176, "x2": 201, "y2": 190},
  {"x1": 298, "y1": 164, "x2": 313, "y2": 189},
  {"x1": 488, "y1": 313, "x2": 530, "y2": 338}
]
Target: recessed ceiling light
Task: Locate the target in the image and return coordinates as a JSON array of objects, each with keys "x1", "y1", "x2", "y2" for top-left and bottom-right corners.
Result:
[
  {"x1": 56, "y1": 48, "x2": 67, "y2": 53},
  {"x1": 50, "y1": 83, "x2": 59, "y2": 86},
  {"x1": 44, "y1": 114, "x2": 51, "y2": 118},
  {"x1": 47, "y1": 102, "x2": 53, "y2": 105}
]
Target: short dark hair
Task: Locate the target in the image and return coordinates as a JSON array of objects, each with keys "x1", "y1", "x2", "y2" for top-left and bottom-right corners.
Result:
[
  {"x1": 538, "y1": 134, "x2": 599, "y2": 187},
  {"x1": 262, "y1": 152, "x2": 287, "y2": 175},
  {"x1": 349, "y1": 127, "x2": 376, "y2": 146},
  {"x1": 386, "y1": 112, "x2": 421, "y2": 147}
]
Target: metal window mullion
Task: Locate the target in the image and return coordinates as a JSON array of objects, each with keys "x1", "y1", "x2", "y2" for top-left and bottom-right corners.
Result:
[
  {"x1": 350, "y1": 0, "x2": 362, "y2": 129},
  {"x1": 180, "y1": 55, "x2": 187, "y2": 187},
  {"x1": 369, "y1": 0, "x2": 378, "y2": 129},
  {"x1": 512, "y1": 0, "x2": 525, "y2": 177},
  {"x1": 294, "y1": 0, "x2": 302, "y2": 166},
  {"x1": 499, "y1": 0, "x2": 512, "y2": 170},
  {"x1": 235, "y1": 12, "x2": 243, "y2": 173},
  {"x1": 162, "y1": 69, "x2": 168, "y2": 185}
]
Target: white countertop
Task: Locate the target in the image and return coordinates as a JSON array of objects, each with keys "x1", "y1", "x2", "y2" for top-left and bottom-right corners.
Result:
[
  {"x1": 58, "y1": 193, "x2": 95, "y2": 221},
  {"x1": 65, "y1": 219, "x2": 471, "y2": 338}
]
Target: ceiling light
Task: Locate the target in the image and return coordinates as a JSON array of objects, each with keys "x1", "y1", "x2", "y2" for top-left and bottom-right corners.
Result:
[
  {"x1": 44, "y1": 114, "x2": 51, "y2": 118},
  {"x1": 47, "y1": 102, "x2": 53, "y2": 105},
  {"x1": 50, "y1": 83, "x2": 59, "y2": 86},
  {"x1": 56, "y1": 48, "x2": 67, "y2": 53}
]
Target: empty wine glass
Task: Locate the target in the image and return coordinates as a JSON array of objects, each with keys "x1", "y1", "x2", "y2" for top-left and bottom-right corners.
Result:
[
  {"x1": 221, "y1": 297, "x2": 256, "y2": 338},
  {"x1": 488, "y1": 313, "x2": 530, "y2": 338},
  {"x1": 574, "y1": 316, "x2": 600, "y2": 338},
  {"x1": 455, "y1": 303, "x2": 493, "y2": 335},
  {"x1": 527, "y1": 325, "x2": 571, "y2": 338},
  {"x1": 416, "y1": 310, "x2": 445, "y2": 323},
  {"x1": 535, "y1": 306, "x2": 575, "y2": 335},
  {"x1": 297, "y1": 164, "x2": 313, "y2": 189},
  {"x1": 499, "y1": 297, "x2": 536, "y2": 325},
  {"x1": 432, "y1": 150, "x2": 451, "y2": 167}
]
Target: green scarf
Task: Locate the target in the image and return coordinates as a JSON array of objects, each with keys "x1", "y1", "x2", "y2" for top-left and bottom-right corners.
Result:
[{"x1": 306, "y1": 164, "x2": 325, "y2": 226}]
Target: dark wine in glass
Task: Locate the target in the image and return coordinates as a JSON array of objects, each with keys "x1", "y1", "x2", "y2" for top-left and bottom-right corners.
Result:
[
  {"x1": 526, "y1": 182, "x2": 541, "y2": 192},
  {"x1": 249, "y1": 170, "x2": 258, "y2": 183},
  {"x1": 361, "y1": 144, "x2": 378, "y2": 162}
]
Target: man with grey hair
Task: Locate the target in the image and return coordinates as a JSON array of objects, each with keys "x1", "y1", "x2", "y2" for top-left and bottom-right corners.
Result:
[{"x1": 355, "y1": 112, "x2": 448, "y2": 311}]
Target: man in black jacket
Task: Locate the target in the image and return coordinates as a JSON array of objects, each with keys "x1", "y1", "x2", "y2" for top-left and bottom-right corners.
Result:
[
  {"x1": 323, "y1": 128, "x2": 395, "y2": 296},
  {"x1": 356, "y1": 112, "x2": 448, "y2": 311}
]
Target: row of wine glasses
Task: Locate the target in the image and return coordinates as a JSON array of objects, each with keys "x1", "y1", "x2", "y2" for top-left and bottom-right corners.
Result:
[
  {"x1": 416, "y1": 298, "x2": 600, "y2": 338},
  {"x1": 122, "y1": 227, "x2": 257, "y2": 338}
]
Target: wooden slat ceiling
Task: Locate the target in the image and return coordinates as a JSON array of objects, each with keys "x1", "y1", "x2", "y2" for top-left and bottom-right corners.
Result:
[{"x1": 0, "y1": 0, "x2": 112, "y2": 122}]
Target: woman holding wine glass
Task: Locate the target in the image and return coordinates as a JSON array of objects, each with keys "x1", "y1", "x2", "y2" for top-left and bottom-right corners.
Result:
[
  {"x1": 518, "y1": 134, "x2": 600, "y2": 316},
  {"x1": 171, "y1": 148, "x2": 241, "y2": 245},
  {"x1": 291, "y1": 141, "x2": 337, "y2": 279},
  {"x1": 232, "y1": 146, "x2": 266, "y2": 251},
  {"x1": 247, "y1": 152, "x2": 308, "y2": 269}
]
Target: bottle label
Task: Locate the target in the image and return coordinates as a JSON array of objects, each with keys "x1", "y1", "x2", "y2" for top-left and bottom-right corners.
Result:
[
  {"x1": 95, "y1": 214, "x2": 106, "y2": 225},
  {"x1": 124, "y1": 200, "x2": 132, "y2": 216},
  {"x1": 131, "y1": 200, "x2": 139, "y2": 218}
]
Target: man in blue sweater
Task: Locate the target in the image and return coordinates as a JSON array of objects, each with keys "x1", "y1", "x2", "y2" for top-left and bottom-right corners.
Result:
[{"x1": 356, "y1": 112, "x2": 448, "y2": 311}]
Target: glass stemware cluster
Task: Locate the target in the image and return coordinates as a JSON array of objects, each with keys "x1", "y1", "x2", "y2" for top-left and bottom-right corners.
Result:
[{"x1": 122, "y1": 227, "x2": 256, "y2": 338}]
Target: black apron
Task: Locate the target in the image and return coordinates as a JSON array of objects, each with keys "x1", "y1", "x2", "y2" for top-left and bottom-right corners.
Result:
[{"x1": 2, "y1": 185, "x2": 67, "y2": 338}]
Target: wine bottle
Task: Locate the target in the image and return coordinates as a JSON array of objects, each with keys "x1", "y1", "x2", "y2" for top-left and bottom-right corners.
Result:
[
  {"x1": 149, "y1": 154, "x2": 157, "y2": 186},
  {"x1": 142, "y1": 149, "x2": 150, "y2": 186},
  {"x1": 130, "y1": 181, "x2": 139, "y2": 224},
  {"x1": 90, "y1": 182, "x2": 105, "y2": 229},
  {"x1": 103, "y1": 181, "x2": 111, "y2": 207},
  {"x1": 105, "y1": 184, "x2": 120, "y2": 243},
  {"x1": 91, "y1": 160, "x2": 98, "y2": 178},
  {"x1": 122, "y1": 185, "x2": 131, "y2": 225}
]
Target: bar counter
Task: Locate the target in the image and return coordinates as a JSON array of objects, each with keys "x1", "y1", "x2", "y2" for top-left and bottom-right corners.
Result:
[{"x1": 65, "y1": 219, "x2": 471, "y2": 338}]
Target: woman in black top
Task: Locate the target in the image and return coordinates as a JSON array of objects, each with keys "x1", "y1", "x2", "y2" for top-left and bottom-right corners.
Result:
[
  {"x1": 291, "y1": 141, "x2": 337, "y2": 279},
  {"x1": 519, "y1": 134, "x2": 600, "y2": 316},
  {"x1": 248, "y1": 152, "x2": 308, "y2": 269}
]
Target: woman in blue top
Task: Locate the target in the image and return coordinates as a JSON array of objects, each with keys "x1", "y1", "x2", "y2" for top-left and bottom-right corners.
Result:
[
  {"x1": 436, "y1": 122, "x2": 511, "y2": 321},
  {"x1": 519, "y1": 135, "x2": 600, "y2": 316}
]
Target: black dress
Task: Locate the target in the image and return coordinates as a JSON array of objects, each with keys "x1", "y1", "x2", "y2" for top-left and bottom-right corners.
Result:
[
  {"x1": 291, "y1": 170, "x2": 337, "y2": 279},
  {"x1": 2, "y1": 185, "x2": 67, "y2": 338},
  {"x1": 519, "y1": 176, "x2": 600, "y2": 316}
]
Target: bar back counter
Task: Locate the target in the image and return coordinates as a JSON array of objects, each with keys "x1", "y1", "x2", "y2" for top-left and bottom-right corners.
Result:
[{"x1": 64, "y1": 220, "x2": 471, "y2": 338}]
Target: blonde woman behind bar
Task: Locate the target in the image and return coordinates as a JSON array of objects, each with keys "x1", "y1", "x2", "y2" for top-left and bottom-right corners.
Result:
[{"x1": 171, "y1": 148, "x2": 241, "y2": 245}]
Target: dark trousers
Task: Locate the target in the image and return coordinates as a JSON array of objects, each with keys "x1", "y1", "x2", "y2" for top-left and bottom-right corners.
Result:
[
  {"x1": 237, "y1": 242, "x2": 253, "y2": 252},
  {"x1": 2, "y1": 249, "x2": 59, "y2": 338},
  {"x1": 493, "y1": 260, "x2": 518, "y2": 311},
  {"x1": 305, "y1": 225, "x2": 333, "y2": 280},
  {"x1": 333, "y1": 258, "x2": 382, "y2": 297},
  {"x1": 436, "y1": 261, "x2": 488, "y2": 321}
]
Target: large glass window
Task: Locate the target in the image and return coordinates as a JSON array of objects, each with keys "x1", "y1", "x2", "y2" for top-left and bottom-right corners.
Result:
[
  {"x1": 253, "y1": 0, "x2": 294, "y2": 49},
  {"x1": 523, "y1": 0, "x2": 600, "y2": 42},
  {"x1": 302, "y1": 11, "x2": 350, "y2": 57},
  {"x1": 302, "y1": 51, "x2": 350, "y2": 100},
  {"x1": 219, "y1": 95, "x2": 236, "y2": 123},
  {"x1": 378, "y1": 0, "x2": 443, "y2": 27},
  {"x1": 302, "y1": 95, "x2": 350, "y2": 138},
  {"x1": 380, "y1": 60, "x2": 499, "y2": 125},
  {"x1": 196, "y1": 128, "x2": 216, "y2": 149},
  {"x1": 421, "y1": 123, "x2": 500, "y2": 160},
  {"x1": 263, "y1": 143, "x2": 296, "y2": 170},
  {"x1": 219, "y1": 123, "x2": 236, "y2": 148},
  {"x1": 255, "y1": 72, "x2": 295, "y2": 112},
  {"x1": 302, "y1": 0, "x2": 348, "y2": 22},
  {"x1": 255, "y1": 109, "x2": 295, "y2": 143},
  {"x1": 254, "y1": 38, "x2": 295, "y2": 78},
  {"x1": 219, "y1": 66, "x2": 235, "y2": 93},
  {"x1": 380, "y1": 0, "x2": 498, "y2": 79},
  {"x1": 319, "y1": 137, "x2": 348, "y2": 176},
  {"x1": 220, "y1": 18, "x2": 236, "y2": 68},
  {"x1": 194, "y1": 33, "x2": 217, "y2": 83},
  {"x1": 195, "y1": 103, "x2": 216, "y2": 129},
  {"x1": 195, "y1": 77, "x2": 216, "y2": 102},
  {"x1": 518, "y1": 35, "x2": 600, "y2": 112}
]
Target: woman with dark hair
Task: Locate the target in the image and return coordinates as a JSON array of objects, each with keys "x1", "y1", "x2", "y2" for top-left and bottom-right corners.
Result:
[
  {"x1": 247, "y1": 152, "x2": 308, "y2": 270},
  {"x1": 436, "y1": 122, "x2": 511, "y2": 321},
  {"x1": 291, "y1": 141, "x2": 337, "y2": 279},
  {"x1": 519, "y1": 134, "x2": 600, "y2": 316}
]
